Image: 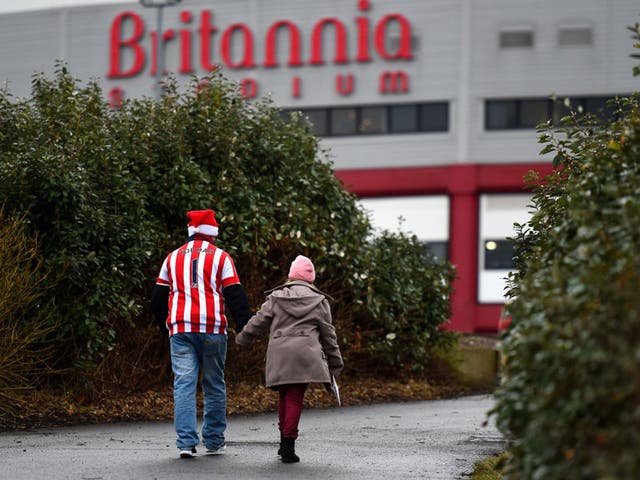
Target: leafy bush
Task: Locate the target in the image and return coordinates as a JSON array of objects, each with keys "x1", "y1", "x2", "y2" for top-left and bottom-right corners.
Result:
[
  {"x1": 0, "y1": 66, "x2": 161, "y2": 373},
  {"x1": 493, "y1": 57, "x2": 640, "y2": 480},
  {"x1": 357, "y1": 231, "x2": 455, "y2": 372},
  {"x1": 0, "y1": 209, "x2": 61, "y2": 415},
  {"x1": 0, "y1": 64, "x2": 455, "y2": 388}
]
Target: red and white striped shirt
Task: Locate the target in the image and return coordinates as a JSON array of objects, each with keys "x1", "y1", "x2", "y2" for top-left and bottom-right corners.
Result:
[{"x1": 156, "y1": 239, "x2": 240, "y2": 335}]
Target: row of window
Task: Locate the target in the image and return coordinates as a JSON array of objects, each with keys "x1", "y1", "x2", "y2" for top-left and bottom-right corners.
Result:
[
  {"x1": 282, "y1": 103, "x2": 449, "y2": 137},
  {"x1": 281, "y1": 94, "x2": 621, "y2": 137},
  {"x1": 387, "y1": 25, "x2": 593, "y2": 53},
  {"x1": 500, "y1": 25, "x2": 593, "y2": 49},
  {"x1": 485, "y1": 95, "x2": 621, "y2": 130}
]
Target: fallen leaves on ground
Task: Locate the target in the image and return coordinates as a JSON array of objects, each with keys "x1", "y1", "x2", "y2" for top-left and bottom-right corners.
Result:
[{"x1": 1, "y1": 376, "x2": 478, "y2": 431}]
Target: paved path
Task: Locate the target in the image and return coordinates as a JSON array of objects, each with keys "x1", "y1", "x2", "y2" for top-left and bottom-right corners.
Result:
[{"x1": 0, "y1": 395, "x2": 503, "y2": 480}]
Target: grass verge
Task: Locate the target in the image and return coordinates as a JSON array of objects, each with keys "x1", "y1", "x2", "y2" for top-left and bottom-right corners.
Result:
[{"x1": 471, "y1": 452, "x2": 508, "y2": 480}]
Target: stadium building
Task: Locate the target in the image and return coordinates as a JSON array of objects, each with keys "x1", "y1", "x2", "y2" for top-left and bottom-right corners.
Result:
[{"x1": 1, "y1": 0, "x2": 638, "y2": 332}]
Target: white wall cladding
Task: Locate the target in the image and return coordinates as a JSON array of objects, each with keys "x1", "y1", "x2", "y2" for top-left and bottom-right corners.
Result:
[
  {"x1": 323, "y1": 132, "x2": 456, "y2": 170},
  {"x1": 0, "y1": 0, "x2": 637, "y2": 169},
  {"x1": 469, "y1": 0, "x2": 638, "y2": 97},
  {"x1": 0, "y1": 9, "x2": 61, "y2": 95}
]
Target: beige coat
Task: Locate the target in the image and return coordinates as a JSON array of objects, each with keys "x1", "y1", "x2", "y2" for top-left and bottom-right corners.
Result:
[{"x1": 235, "y1": 281, "x2": 343, "y2": 388}]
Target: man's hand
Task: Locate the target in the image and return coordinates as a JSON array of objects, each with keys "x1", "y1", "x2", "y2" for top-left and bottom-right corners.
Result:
[{"x1": 223, "y1": 283, "x2": 251, "y2": 333}]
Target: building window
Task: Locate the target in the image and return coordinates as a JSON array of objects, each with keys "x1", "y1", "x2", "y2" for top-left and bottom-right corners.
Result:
[
  {"x1": 359, "y1": 106, "x2": 387, "y2": 134},
  {"x1": 486, "y1": 100, "x2": 518, "y2": 129},
  {"x1": 390, "y1": 104, "x2": 418, "y2": 133},
  {"x1": 282, "y1": 102, "x2": 449, "y2": 137},
  {"x1": 304, "y1": 109, "x2": 328, "y2": 136},
  {"x1": 583, "y1": 97, "x2": 617, "y2": 123},
  {"x1": 519, "y1": 99, "x2": 551, "y2": 128},
  {"x1": 483, "y1": 239, "x2": 515, "y2": 270},
  {"x1": 499, "y1": 28, "x2": 534, "y2": 48},
  {"x1": 420, "y1": 103, "x2": 449, "y2": 132},
  {"x1": 478, "y1": 194, "x2": 533, "y2": 304},
  {"x1": 424, "y1": 241, "x2": 449, "y2": 262},
  {"x1": 553, "y1": 96, "x2": 619, "y2": 125},
  {"x1": 331, "y1": 108, "x2": 357, "y2": 136},
  {"x1": 359, "y1": 195, "x2": 450, "y2": 262},
  {"x1": 558, "y1": 26, "x2": 592, "y2": 47},
  {"x1": 484, "y1": 98, "x2": 551, "y2": 129}
]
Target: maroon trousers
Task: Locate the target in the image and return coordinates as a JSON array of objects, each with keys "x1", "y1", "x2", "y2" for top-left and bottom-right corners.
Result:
[{"x1": 278, "y1": 383, "x2": 308, "y2": 439}]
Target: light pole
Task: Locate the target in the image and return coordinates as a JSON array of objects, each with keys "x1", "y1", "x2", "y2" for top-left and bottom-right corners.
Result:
[{"x1": 139, "y1": 0, "x2": 182, "y2": 101}]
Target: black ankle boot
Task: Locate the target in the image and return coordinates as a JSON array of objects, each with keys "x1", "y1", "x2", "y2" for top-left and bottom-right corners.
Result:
[
  {"x1": 280, "y1": 437, "x2": 300, "y2": 463},
  {"x1": 277, "y1": 432, "x2": 283, "y2": 456}
]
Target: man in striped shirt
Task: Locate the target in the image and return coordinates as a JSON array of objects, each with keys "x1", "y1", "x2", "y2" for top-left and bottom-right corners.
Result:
[{"x1": 151, "y1": 209, "x2": 250, "y2": 458}]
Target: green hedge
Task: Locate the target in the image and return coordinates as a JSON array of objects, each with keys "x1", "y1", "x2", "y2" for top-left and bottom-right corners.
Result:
[
  {"x1": 0, "y1": 64, "x2": 455, "y2": 384},
  {"x1": 493, "y1": 62, "x2": 640, "y2": 480}
]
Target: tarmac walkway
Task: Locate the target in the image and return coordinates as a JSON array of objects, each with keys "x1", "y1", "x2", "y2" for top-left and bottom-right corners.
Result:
[{"x1": 0, "y1": 394, "x2": 503, "y2": 480}]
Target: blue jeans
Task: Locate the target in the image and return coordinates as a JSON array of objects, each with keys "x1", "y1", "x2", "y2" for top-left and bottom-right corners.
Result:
[{"x1": 170, "y1": 333, "x2": 227, "y2": 450}]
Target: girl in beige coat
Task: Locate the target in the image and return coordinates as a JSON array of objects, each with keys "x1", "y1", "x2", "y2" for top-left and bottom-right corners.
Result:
[{"x1": 235, "y1": 255, "x2": 343, "y2": 463}]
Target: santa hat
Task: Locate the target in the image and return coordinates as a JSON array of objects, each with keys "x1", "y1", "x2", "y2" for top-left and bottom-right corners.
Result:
[
  {"x1": 288, "y1": 255, "x2": 316, "y2": 283},
  {"x1": 187, "y1": 209, "x2": 219, "y2": 237}
]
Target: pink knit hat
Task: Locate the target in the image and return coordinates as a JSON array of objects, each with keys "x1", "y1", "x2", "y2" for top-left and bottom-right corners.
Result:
[{"x1": 288, "y1": 255, "x2": 316, "y2": 283}]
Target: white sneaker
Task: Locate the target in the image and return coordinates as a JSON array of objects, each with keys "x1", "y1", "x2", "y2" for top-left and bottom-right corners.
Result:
[
  {"x1": 205, "y1": 443, "x2": 226, "y2": 455},
  {"x1": 179, "y1": 447, "x2": 197, "y2": 458}
]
